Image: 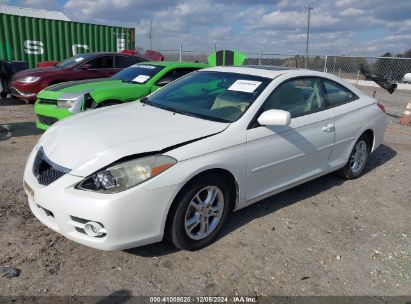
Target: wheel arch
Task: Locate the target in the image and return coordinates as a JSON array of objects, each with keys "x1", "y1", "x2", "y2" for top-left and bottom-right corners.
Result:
[
  {"x1": 362, "y1": 129, "x2": 374, "y2": 151},
  {"x1": 163, "y1": 167, "x2": 240, "y2": 239},
  {"x1": 351, "y1": 127, "x2": 375, "y2": 153},
  {"x1": 342, "y1": 127, "x2": 375, "y2": 166}
]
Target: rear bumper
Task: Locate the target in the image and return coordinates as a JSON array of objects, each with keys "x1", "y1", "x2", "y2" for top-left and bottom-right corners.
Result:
[{"x1": 371, "y1": 113, "x2": 388, "y2": 153}]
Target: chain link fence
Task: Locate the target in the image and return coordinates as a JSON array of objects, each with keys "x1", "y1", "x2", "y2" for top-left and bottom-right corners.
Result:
[{"x1": 159, "y1": 49, "x2": 411, "y2": 126}]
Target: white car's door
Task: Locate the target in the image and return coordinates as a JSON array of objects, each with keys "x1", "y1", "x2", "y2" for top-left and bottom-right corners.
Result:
[{"x1": 246, "y1": 77, "x2": 335, "y2": 201}]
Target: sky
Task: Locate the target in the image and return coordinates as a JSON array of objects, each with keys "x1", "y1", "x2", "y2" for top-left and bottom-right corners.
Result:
[{"x1": 1, "y1": 0, "x2": 411, "y2": 56}]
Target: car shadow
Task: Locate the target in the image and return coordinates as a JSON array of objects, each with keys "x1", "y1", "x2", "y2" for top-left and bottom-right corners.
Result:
[
  {"x1": 0, "y1": 122, "x2": 42, "y2": 141},
  {"x1": 95, "y1": 289, "x2": 132, "y2": 304},
  {"x1": 0, "y1": 98, "x2": 28, "y2": 106},
  {"x1": 126, "y1": 144, "x2": 397, "y2": 257},
  {"x1": 363, "y1": 144, "x2": 398, "y2": 175}
]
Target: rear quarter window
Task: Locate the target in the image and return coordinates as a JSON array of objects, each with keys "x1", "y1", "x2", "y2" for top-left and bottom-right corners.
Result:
[{"x1": 322, "y1": 79, "x2": 358, "y2": 108}]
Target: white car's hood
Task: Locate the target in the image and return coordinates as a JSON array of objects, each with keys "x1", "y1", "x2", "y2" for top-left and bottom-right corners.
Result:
[{"x1": 38, "y1": 102, "x2": 228, "y2": 177}]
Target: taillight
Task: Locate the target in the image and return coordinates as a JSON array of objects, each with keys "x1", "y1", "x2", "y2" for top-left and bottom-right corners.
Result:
[{"x1": 377, "y1": 102, "x2": 386, "y2": 113}]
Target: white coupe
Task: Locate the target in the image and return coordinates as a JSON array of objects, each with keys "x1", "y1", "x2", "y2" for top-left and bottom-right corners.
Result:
[{"x1": 23, "y1": 66, "x2": 387, "y2": 251}]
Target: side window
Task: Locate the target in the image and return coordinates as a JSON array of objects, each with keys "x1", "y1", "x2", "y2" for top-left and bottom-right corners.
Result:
[
  {"x1": 115, "y1": 55, "x2": 143, "y2": 68},
  {"x1": 86, "y1": 56, "x2": 114, "y2": 69},
  {"x1": 156, "y1": 68, "x2": 198, "y2": 86},
  {"x1": 262, "y1": 77, "x2": 325, "y2": 118},
  {"x1": 322, "y1": 79, "x2": 358, "y2": 107}
]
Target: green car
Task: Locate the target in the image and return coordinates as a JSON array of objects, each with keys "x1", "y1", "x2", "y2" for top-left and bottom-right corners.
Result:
[{"x1": 34, "y1": 61, "x2": 208, "y2": 130}]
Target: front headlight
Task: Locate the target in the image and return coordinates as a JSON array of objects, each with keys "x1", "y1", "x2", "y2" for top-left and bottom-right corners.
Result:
[
  {"x1": 56, "y1": 96, "x2": 84, "y2": 112},
  {"x1": 17, "y1": 76, "x2": 40, "y2": 83},
  {"x1": 56, "y1": 98, "x2": 79, "y2": 108},
  {"x1": 76, "y1": 155, "x2": 177, "y2": 193}
]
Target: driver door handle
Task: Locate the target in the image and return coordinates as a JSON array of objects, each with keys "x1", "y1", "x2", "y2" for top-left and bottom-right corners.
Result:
[{"x1": 322, "y1": 124, "x2": 335, "y2": 132}]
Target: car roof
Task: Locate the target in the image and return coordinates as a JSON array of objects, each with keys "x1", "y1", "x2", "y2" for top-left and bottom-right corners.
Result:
[
  {"x1": 203, "y1": 65, "x2": 350, "y2": 79},
  {"x1": 202, "y1": 65, "x2": 366, "y2": 97},
  {"x1": 76, "y1": 52, "x2": 144, "y2": 58},
  {"x1": 88, "y1": 52, "x2": 131, "y2": 56},
  {"x1": 242, "y1": 65, "x2": 297, "y2": 71},
  {"x1": 140, "y1": 61, "x2": 209, "y2": 68},
  {"x1": 202, "y1": 65, "x2": 299, "y2": 78}
]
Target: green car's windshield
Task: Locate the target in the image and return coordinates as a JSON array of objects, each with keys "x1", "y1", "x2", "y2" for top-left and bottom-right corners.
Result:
[
  {"x1": 142, "y1": 71, "x2": 271, "y2": 123},
  {"x1": 56, "y1": 54, "x2": 94, "y2": 68},
  {"x1": 111, "y1": 64, "x2": 164, "y2": 84}
]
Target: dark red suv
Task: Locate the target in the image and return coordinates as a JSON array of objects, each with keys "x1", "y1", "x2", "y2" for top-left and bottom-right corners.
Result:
[{"x1": 10, "y1": 52, "x2": 145, "y2": 103}]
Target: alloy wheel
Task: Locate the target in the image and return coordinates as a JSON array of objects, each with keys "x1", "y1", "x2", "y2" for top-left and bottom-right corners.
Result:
[
  {"x1": 184, "y1": 186, "x2": 224, "y2": 240},
  {"x1": 350, "y1": 140, "x2": 368, "y2": 174}
]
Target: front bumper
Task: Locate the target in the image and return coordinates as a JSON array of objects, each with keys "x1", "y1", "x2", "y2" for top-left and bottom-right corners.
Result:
[
  {"x1": 34, "y1": 101, "x2": 73, "y2": 130},
  {"x1": 23, "y1": 148, "x2": 180, "y2": 251},
  {"x1": 10, "y1": 82, "x2": 40, "y2": 102}
]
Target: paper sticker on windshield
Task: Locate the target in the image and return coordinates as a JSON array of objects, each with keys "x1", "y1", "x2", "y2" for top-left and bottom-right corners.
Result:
[
  {"x1": 228, "y1": 80, "x2": 262, "y2": 93},
  {"x1": 132, "y1": 75, "x2": 150, "y2": 83},
  {"x1": 74, "y1": 57, "x2": 84, "y2": 62},
  {"x1": 133, "y1": 64, "x2": 157, "y2": 69}
]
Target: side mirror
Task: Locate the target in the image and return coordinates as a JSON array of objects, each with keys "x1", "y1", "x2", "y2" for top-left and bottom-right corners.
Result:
[
  {"x1": 257, "y1": 109, "x2": 291, "y2": 126},
  {"x1": 80, "y1": 63, "x2": 92, "y2": 70}
]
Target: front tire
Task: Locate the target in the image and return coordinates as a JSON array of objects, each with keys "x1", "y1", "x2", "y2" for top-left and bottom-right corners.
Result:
[
  {"x1": 168, "y1": 174, "x2": 232, "y2": 250},
  {"x1": 338, "y1": 135, "x2": 370, "y2": 179}
]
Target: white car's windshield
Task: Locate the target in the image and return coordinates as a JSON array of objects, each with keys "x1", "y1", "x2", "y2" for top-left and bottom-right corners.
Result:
[{"x1": 142, "y1": 71, "x2": 271, "y2": 123}]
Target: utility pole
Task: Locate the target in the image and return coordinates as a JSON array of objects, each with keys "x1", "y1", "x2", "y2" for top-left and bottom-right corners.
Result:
[
  {"x1": 147, "y1": 19, "x2": 153, "y2": 50},
  {"x1": 305, "y1": 3, "x2": 313, "y2": 69}
]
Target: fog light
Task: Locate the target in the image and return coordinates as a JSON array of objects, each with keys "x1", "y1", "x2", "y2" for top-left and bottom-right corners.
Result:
[{"x1": 84, "y1": 221, "x2": 104, "y2": 237}]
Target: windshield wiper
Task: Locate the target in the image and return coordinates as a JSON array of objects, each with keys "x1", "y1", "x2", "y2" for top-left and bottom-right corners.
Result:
[
  {"x1": 158, "y1": 105, "x2": 230, "y2": 122},
  {"x1": 143, "y1": 101, "x2": 197, "y2": 117},
  {"x1": 140, "y1": 98, "x2": 229, "y2": 123}
]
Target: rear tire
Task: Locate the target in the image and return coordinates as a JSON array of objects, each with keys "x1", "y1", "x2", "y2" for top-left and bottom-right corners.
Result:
[
  {"x1": 168, "y1": 174, "x2": 232, "y2": 251},
  {"x1": 337, "y1": 135, "x2": 370, "y2": 179}
]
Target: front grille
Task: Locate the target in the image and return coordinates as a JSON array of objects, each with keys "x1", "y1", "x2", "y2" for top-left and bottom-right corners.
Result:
[
  {"x1": 10, "y1": 87, "x2": 33, "y2": 96},
  {"x1": 37, "y1": 114, "x2": 58, "y2": 126},
  {"x1": 38, "y1": 98, "x2": 58, "y2": 105},
  {"x1": 10, "y1": 87, "x2": 24, "y2": 95},
  {"x1": 32, "y1": 147, "x2": 70, "y2": 186}
]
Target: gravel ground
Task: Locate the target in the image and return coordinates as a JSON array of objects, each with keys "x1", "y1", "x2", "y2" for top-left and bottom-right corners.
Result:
[{"x1": 0, "y1": 98, "x2": 410, "y2": 297}]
